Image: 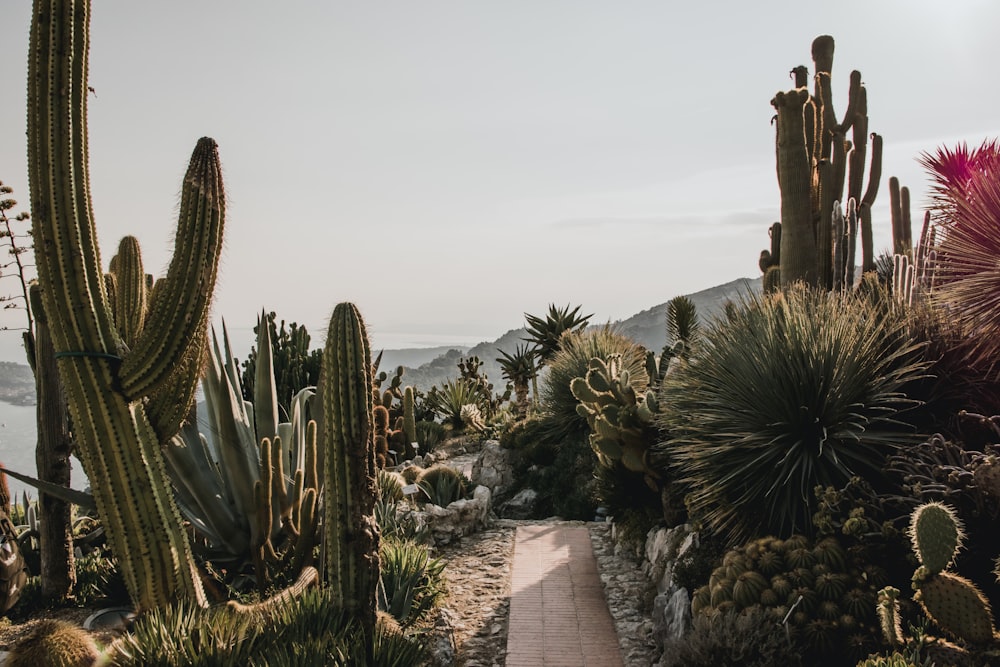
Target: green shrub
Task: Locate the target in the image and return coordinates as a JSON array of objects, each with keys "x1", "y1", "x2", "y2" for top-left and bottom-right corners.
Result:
[
  {"x1": 594, "y1": 461, "x2": 662, "y2": 549},
  {"x1": 656, "y1": 285, "x2": 928, "y2": 544},
  {"x1": 108, "y1": 585, "x2": 426, "y2": 666},
  {"x1": 660, "y1": 606, "x2": 803, "y2": 667},
  {"x1": 413, "y1": 420, "x2": 447, "y2": 453}
]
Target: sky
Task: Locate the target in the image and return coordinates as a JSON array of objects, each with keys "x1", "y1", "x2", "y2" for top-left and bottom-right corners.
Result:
[{"x1": 2, "y1": 1, "x2": 1000, "y2": 362}]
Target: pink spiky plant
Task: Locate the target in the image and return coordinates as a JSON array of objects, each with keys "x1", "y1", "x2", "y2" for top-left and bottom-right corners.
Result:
[{"x1": 920, "y1": 140, "x2": 1000, "y2": 376}]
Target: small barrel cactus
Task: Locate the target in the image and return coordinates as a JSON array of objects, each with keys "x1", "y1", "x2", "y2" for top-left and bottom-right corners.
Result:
[{"x1": 7, "y1": 619, "x2": 99, "y2": 667}]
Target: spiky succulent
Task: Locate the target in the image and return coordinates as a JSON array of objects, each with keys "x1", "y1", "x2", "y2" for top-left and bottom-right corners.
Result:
[{"x1": 656, "y1": 285, "x2": 928, "y2": 544}]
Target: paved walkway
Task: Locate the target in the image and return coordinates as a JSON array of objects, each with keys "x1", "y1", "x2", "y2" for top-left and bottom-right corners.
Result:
[{"x1": 505, "y1": 525, "x2": 624, "y2": 666}]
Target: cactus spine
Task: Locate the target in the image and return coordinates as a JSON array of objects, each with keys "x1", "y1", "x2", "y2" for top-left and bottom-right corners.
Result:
[
  {"x1": 27, "y1": 0, "x2": 220, "y2": 609},
  {"x1": 321, "y1": 302, "x2": 380, "y2": 641}
]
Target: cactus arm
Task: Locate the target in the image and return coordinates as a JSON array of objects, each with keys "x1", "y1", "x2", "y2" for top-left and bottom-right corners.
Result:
[
  {"x1": 321, "y1": 302, "x2": 380, "y2": 642},
  {"x1": 118, "y1": 139, "x2": 224, "y2": 400},
  {"x1": 110, "y1": 236, "x2": 147, "y2": 349}
]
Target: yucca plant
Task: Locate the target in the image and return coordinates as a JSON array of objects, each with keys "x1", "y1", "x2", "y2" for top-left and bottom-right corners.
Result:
[
  {"x1": 920, "y1": 140, "x2": 1000, "y2": 377},
  {"x1": 497, "y1": 343, "x2": 539, "y2": 418},
  {"x1": 655, "y1": 285, "x2": 929, "y2": 545}
]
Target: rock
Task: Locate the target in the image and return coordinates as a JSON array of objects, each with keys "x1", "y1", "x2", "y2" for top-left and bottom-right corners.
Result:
[
  {"x1": 403, "y1": 485, "x2": 492, "y2": 546},
  {"x1": 653, "y1": 587, "x2": 691, "y2": 646},
  {"x1": 497, "y1": 488, "x2": 538, "y2": 520},
  {"x1": 470, "y1": 440, "x2": 514, "y2": 495}
]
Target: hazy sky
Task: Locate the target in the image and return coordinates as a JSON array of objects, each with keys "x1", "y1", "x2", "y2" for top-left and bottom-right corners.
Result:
[{"x1": 2, "y1": 1, "x2": 999, "y2": 361}]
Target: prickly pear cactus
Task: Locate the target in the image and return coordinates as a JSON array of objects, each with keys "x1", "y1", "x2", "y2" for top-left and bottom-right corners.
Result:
[
  {"x1": 571, "y1": 355, "x2": 659, "y2": 483},
  {"x1": 907, "y1": 501, "x2": 1000, "y2": 645}
]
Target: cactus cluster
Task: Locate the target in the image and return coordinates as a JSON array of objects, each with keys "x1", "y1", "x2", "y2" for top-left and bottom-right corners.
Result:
[
  {"x1": 692, "y1": 534, "x2": 884, "y2": 659},
  {"x1": 767, "y1": 35, "x2": 883, "y2": 290},
  {"x1": 373, "y1": 365, "x2": 418, "y2": 461},
  {"x1": 571, "y1": 355, "x2": 660, "y2": 485}
]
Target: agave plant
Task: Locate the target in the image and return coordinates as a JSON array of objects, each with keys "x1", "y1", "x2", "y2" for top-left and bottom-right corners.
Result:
[
  {"x1": 424, "y1": 377, "x2": 485, "y2": 429},
  {"x1": 162, "y1": 319, "x2": 320, "y2": 587},
  {"x1": 655, "y1": 285, "x2": 929, "y2": 545}
]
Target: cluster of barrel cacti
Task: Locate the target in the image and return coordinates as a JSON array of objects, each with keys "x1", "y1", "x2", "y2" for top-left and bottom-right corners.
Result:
[
  {"x1": 570, "y1": 355, "x2": 660, "y2": 485},
  {"x1": 691, "y1": 534, "x2": 885, "y2": 658}
]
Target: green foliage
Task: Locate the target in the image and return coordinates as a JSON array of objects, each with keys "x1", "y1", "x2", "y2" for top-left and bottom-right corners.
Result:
[
  {"x1": 660, "y1": 606, "x2": 803, "y2": 667},
  {"x1": 413, "y1": 420, "x2": 446, "y2": 454},
  {"x1": 664, "y1": 295, "x2": 700, "y2": 360},
  {"x1": 656, "y1": 285, "x2": 928, "y2": 544},
  {"x1": 106, "y1": 587, "x2": 372, "y2": 666},
  {"x1": 855, "y1": 653, "x2": 924, "y2": 667},
  {"x1": 377, "y1": 538, "x2": 446, "y2": 627},
  {"x1": 425, "y1": 377, "x2": 487, "y2": 429},
  {"x1": 239, "y1": 311, "x2": 322, "y2": 419},
  {"x1": 593, "y1": 462, "x2": 662, "y2": 549},
  {"x1": 523, "y1": 303, "x2": 592, "y2": 364},
  {"x1": 163, "y1": 324, "x2": 319, "y2": 589}
]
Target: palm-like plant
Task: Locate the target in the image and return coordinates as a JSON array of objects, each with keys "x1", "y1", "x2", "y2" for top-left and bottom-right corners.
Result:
[
  {"x1": 664, "y1": 295, "x2": 700, "y2": 359},
  {"x1": 655, "y1": 285, "x2": 928, "y2": 545},
  {"x1": 496, "y1": 343, "x2": 538, "y2": 418},
  {"x1": 523, "y1": 303, "x2": 592, "y2": 365},
  {"x1": 920, "y1": 140, "x2": 1000, "y2": 377}
]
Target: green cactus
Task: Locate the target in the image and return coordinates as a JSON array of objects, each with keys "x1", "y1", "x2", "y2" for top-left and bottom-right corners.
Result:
[
  {"x1": 402, "y1": 386, "x2": 417, "y2": 446},
  {"x1": 767, "y1": 35, "x2": 883, "y2": 290},
  {"x1": 26, "y1": 0, "x2": 225, "y2": 610},
  {"x1": 692, "y1": 533, "x2": 881, "y2": 661},
  {"x1": 320, "y1": 302, "x2": 380, "y2": 643},
  {"x1": 6, "y1": 619, "x2": 99, "y2": 667},
  {"x1": 571, "y1": 355, "x2": 660, "y2": 484},
  {"x1": 906, "y1": 501, "x2": 1000, "y2": 645}
]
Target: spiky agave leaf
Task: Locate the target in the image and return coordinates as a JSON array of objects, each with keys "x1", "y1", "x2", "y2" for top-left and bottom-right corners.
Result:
[{"x1": 656, "y1": 285, "x2": 928, "y2": 545}]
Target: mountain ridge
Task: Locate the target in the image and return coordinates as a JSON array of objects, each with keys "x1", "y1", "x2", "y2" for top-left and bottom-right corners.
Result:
[{"x1": 381, "y1": 276, "x2": 762, "y2": 392}]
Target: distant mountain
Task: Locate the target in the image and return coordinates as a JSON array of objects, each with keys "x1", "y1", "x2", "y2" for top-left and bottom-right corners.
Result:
[{"x1": 395, "y1": 276, "x2": 762, "y2": 392}]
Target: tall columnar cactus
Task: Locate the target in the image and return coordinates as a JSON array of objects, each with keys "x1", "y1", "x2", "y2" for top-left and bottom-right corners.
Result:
[
  {"x1": 26, "y1": 0, "x2": 221, "y2": 610},
  {"x1": 321, "y1": 302, "x2": 380, "y2": 642},
  {"x1": 768, "y1": 35, "x2": 883, "y2": 290}
]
